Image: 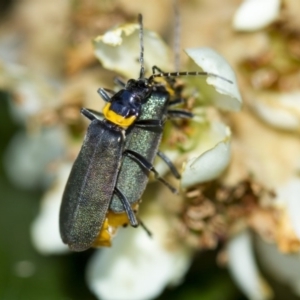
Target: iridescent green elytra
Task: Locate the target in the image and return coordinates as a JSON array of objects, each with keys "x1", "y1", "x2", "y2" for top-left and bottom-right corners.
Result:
[{"x1": 110, "y1": 89, "x2": 169, "y2": 213}]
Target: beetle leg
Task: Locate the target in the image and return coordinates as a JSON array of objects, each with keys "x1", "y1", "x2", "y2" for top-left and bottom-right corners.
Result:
[
  {"x1": 156, "y1": 151, "x2": 181, "y2": 179},
  {"x1": 97, "y1": 88, "x2": 112, "y2": 102},
  {"x1": 168, "y1": 98, "x2": 186, "y2": 106},
  {"x1": 167, "y1": 109, "x2": 194, "y2": 119},
  {"x1": 152, "y1": 65, "x2": 177, "y2": 87},
  {"x1": 138, "y1": 219, "x2": 152, "y2": 237},
  {"x1": 114, "y1": 77, "x2": 126, "y2": 87},
  {"x1": 102, "y1": 88, "x2": 116, "y2": 96},
  {"x1": 81, "y1": 108, "x2": 97, "y2": 121},
  {"x1": 135, "y1": 119, "x2": 164, "y2": 130},
  {"x1": 81, "y1": 108, "x2": 104, "y2": 121},
  {"x1": 124, "y1": 150, "x2": 178, "y2": 194},
  {"x1": 114, "y1": 187, "x2": 139, "y2": 227},
  {"x1": 152, "y1": 65, "x2": 164, "y2": 74}
]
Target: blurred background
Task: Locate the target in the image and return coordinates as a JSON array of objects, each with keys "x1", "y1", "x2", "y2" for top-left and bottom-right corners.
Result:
[{"x1": 1, "y1": 0, "x2": 300, "y2": 299}]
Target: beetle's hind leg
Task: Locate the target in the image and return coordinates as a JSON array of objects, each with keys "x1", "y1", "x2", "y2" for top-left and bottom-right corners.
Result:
[
  {"x1": 114, "y1": 187, "x2": 139, "y2": 227},
  {"x1": 111, "y1": 189, "x2": 153, "y2": 236},
  {"x1": 138, "y1": 219, "x2": 152, "y2": 237}
]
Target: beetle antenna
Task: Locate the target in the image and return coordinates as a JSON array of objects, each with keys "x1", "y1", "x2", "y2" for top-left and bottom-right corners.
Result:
[
  {"x1": 148, "y1": 71, "x2": 233, "y2": 84},
  {"x1": 138, "y1": 14, "x2": 145, "y2": 79},
  {"x1": 173, "y1": 0, "x2": 181, "y2": 72}
]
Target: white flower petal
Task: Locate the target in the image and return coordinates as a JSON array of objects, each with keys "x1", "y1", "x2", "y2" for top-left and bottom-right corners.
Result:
[
  {"x1": 0, "y1": 61, "x2": 58, "y2": 123},
  {"x1": 94, "y1": 24, "x2": 172, "y2": 79},
  {"x1": 255, "y1": 235, "x2": 300, "y2": 296},
  {"x1": 0, "y1": 34, "x2": 22, "y2": 63},
  {"x1": 4, "y1": 127, "x2": 65, "y2": 189},
  {"x1": 233, "y1": 0, "x2": 281, "y2": 31},
  {"x1": 185, "y1": 47, "x2": 242, "y2": 111},
  {"x1": 227, "y1": 231, "x2": 272, "y2": 300},
  {"x1": 181, "y1": 122, "x2": 231, "y2": 189},
  {"x1": 87, "y1": 210, "x2": 192, "y2": 300},
  {"x1": 275, "y1": 178, "x2": 300, "y2": 240},
  {"x1": 31, "y1": 164, "x2": 71, "y2": 255},
  {"x1": 252, "y1": 91, "x2": 300, "y2": 131}
]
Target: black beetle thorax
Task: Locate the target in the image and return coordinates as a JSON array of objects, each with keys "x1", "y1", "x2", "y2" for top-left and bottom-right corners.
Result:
[{"x1": 110, "y1": 89, "x2": 142, "y2": 118}]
